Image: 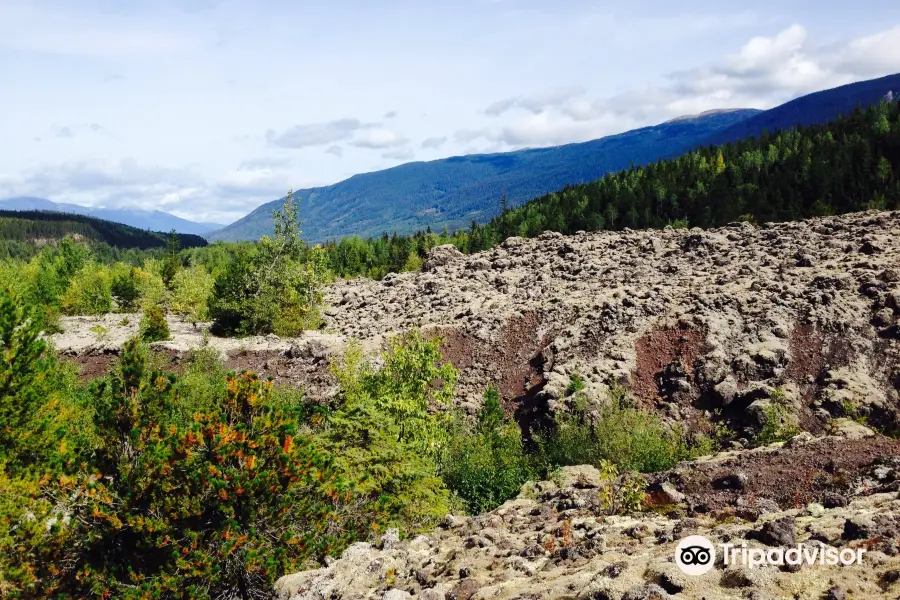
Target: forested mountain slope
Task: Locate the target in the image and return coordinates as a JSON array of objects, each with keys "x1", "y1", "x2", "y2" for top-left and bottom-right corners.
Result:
[
  {"x1": 208, "y1": 110, "x2": 759, "y2": 243},
  {"x1": 210, "y1": 73, "x2": 900, "y2": 243},
  {"x1": 704, "y1": 72, "x2": 900, "y2": 146},
  {"x1": 489, "y1": 98, "x2": 900, "y2": 238},
  {"x1": 319, "y1": 98, "x2": 900, "y2": 279},
  {"x1": 0, "y1": 196, "x2": 224, "y2": 235},
  {"x1": 0, "y1": 210, "x2": 208, "y2": 250}
]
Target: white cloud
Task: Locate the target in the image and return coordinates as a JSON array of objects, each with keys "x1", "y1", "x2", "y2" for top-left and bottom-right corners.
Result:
[
  {"x1": 0, "y1": 159, "x2": 284, "y2": 223},
  {"x1": 3, "y1": 0, "x2": 898, "y2": 227},
  {"x1": 457, "y1": 111, "x2": 632, "y2": 149},
  {"x1": 828, "y1": 25, "x2": 900, "y2": 78},
  {"x1": 239, "y1": 157, "x2": 292, "y2": 170},
  {"x1": 266, "y1": 119, "x2": 370, "y2": 149},
  {"x1": 661, "y1": 24, "x2": 900, "y2": 111},
  {"x1": 468, "y1": 24, "x2": 900, "y2": 149},
  {"x1": 484, "y1": 86, "x2": 587, "y2": 116},
  {"x1": 421, "y1": 136, "x2": 447, "y2": 149},
  {"x1": 382, "y1": 148, "x2": 415, "y2": 161},
  {"x1": 453, "y1": 130, "x2": 484, "y2": 144},
  {"x1": 351, "y1": 129, "x2": 408, "y2": 149}
]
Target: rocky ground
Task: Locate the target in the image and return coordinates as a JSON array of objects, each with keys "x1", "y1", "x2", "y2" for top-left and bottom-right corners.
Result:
[
  {"x1": 276, "y1": 422, "x2": 900, "y2": 600},
  {"x1": 51, "y1": 210, "x2": 900, "y2": 433},
  {"x1": 323, "y1": 210, "x2": 900, "y2": 436},
  {"x1": 49, "y1": 315, "x2": 355, "y2": 402},
  {"x1": 46, "y1": 211, "x2": 900, "y2": 598}
]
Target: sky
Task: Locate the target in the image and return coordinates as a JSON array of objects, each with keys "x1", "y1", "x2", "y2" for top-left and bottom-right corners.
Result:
[{"x1": 1, "y1": 0, "x2": 899, "y2": 225}]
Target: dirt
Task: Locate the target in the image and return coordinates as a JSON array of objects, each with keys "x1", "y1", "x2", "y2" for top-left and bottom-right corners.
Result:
[
  {"x1": 660, "y1": 433, "x2": 900, "y2": 514},
  {"x1": 631, "y1": 325, "x2": 710, "y2": 404},
  {"x1": 61, "y1": 340, "x2": 340, "y2": 403}
]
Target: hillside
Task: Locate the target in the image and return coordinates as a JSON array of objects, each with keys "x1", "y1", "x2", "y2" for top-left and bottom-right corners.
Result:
[
  {"x1": 209, "y1": 73, "x2": 900, "y2": 243},
  {"x1": 53, "y1": 209, "x2": 900, "y2": 435},
  {"x1": 276, "y1": 432, "x2": 900, "y2": 600},
  {"x1": 0, "y1": 210, "x2": 208, "y2": 249},
  {"x1": 0, "y1": 197, "x2": 224, "y2": 235},
  {"x1": 484, "y1": 97, "x2": 900, "y2": 239},
  {"x1": 283, "y1": 210, "x2": 900, "y2": 600},
  {"x1": 316, "y1": 96, "x2": 900, "y2": 280},
  {"x1": 48, "y1": 209, "x2": 900, "y2": 599},
  {"x1": 207, "y1": 110, "x2": 759, "y2": 243},
  {"x1": 703, "y1": 72, "x2": 900, "y2": 147}
]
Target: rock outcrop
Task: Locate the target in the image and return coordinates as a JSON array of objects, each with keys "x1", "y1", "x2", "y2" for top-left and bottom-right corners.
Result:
[
  {"x1": 276, "y1": 425, "x2": 900, "y2": 600},
  {"x1": 51, "y1": 210, "x2": 900, "y2": 435},
  {"x1": 325, "y1": 211, "x2": 900, "y2": 434}
]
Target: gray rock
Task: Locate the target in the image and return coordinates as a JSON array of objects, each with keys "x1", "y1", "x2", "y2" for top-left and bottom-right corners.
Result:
[
  {"x1": 751, "y1": 516, "x2": 796, "y2": 547},
  {"x1": 380, "y1": 528, "x2": 400, "y2": 550},
  {"x1": 842, "y1": 516, "x2": 875, "y2": 540},
  {"x1": 621, "y1": 583, "x2": 673, "y2": 600},
  {"x1": 556, "y1": 465, "x2": 604, "y2": 489},
  {"x1": 647, "y1": 481, "x2": 685, "y2": 505},
  {"x1": 424, "y1": 244, "x2": 465, "y2": 271},
  {"x1": 713, "y1": 471, "x2": 749, "y2": 490},
  {"x1": 822, "y1": 492, "x2": 849, "y2": 508},
  {"x1": 713, "y1": 378, "x2": 738, "y2": 406},
  {"x1": 822, "y1": 585, "x2": 848, "y2": 600}
]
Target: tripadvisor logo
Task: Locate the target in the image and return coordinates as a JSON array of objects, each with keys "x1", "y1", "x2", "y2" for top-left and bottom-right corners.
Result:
[
  {"x1": 675, "y1": 536, "x2": 716, "y2": 575},
  {"x1": 675, "y1": 535, "x2": 866, "y2": 576}
]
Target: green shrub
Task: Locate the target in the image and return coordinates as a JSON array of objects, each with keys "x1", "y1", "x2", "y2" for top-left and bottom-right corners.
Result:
[
  {"x1": 59, "y1": 263, "x2": 112, "y2": 315},
  {"x1": 139, "y1": 304, "x2": 171, "y2": 342},
  {"x1": 111, "y1": 267, "x2": 141, "y2": 312},
  {"x1": 401, "y1": 252, "x2": 422, "y2": 272},
  {"x1": 40, "y1": 305, "x2": 64, "y2": 335},
  {"x1": 534, "y1": 383, "x2": 705, "y2": 474},
  {"x1": 566, "y1": 373, "x2": 586, "y2": 396},
  {"x1": 596, "y1": 460, "x2": 647, "y2": 515},
  {"x1": 209, "y1": 197, "x2": 330, "y2": 337},
  {"x1": 0, "y1": 293, "x2": 93, "y2": 473},
  {"x1": 4, "y1": 339, "x2": 350, "y2": 599},
  {"x1": 168, "y1": 345, "x2": 228, "y2": 428},
  {"x1": 755, "y1": 388, "x2": 800, "y2": 445},
  {"x1": 0, "y1": 259, "x2": 29, "y2": 302},
  {"x1": 324, "y1": 331, "x2": 457, "y2": 532},
  {"x1": 0, "y1": 293, "x2": 50, "y2": 468},
  {"x1": 170, "y1": 265, "x2": 215, "y2": 323},
  {"x1": 136, "y1": 261, "x2": 167, "y2": 309},
  {"x1": 440, "y1": 386, "x2": 534, "y2": 514},
  {"x1": 20, "y1": 237, "x2": 90, "y2": 311},
  {"x1": 160, "y1": 231, "x2": 182, "y2": 288}
]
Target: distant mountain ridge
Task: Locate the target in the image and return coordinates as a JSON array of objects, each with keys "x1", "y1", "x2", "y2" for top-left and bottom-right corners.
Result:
[
  {"x1": 703, "y1": 72, "x2": 900, "y2": 147},
  {"x1": 208, "y1": 109, "x2": 760, "y2": 243},
  {"x1": 0, "y1": 197, "x2": 224, "y2": 235},
  {"x1": 209, "y1": 72, "x2": 900, "y2": 243},
  {"x1": 0, "y1": 209, "x2": 208, "y2": 250}
]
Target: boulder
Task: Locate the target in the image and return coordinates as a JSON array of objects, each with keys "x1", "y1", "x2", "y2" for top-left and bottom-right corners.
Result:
[{"x1": 424, "y1": 244, "x2": 465, "y2": 271}]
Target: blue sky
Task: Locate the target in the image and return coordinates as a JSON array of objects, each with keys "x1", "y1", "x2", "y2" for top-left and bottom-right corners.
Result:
[{"x1": 1, "y1": 0, "x2": 899, "y2": 224}]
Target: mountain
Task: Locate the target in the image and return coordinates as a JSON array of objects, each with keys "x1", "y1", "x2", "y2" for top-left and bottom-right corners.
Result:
[
  {"x1": 0, "y1": 197, "x2": 225, "y2": 235},
  {"x1": 702, "y1": 72, "x2": 900, "y2": 147},
  {"x1": 207, "y1": 109, "x2": 760, "y2": 243},
  {"x1": 209, "y1": 73, "x2": 900, "y2": 243},
  {"x1": 0, "y1": 209, "x2": 208, "y2": 250}
]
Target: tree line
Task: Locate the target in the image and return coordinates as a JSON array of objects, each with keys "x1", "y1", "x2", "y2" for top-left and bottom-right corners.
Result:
[
  {"x1": 315, "y1": 99, "x2": 900, "y2": 278},
  {"x1": 0, "y1": 210, "x2": 208, "y2": 251}
]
